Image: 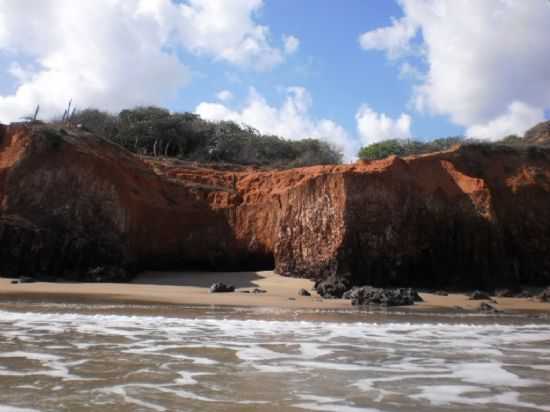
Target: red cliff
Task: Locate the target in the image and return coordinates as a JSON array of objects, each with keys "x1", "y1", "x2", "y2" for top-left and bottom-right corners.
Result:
[{"x1": 1, "y1": 124, "x2": 550, "y2": 289}]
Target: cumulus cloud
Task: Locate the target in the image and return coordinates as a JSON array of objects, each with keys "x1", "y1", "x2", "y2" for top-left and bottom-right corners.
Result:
[
  {"x1": 196, "y1": 87, "x2": 359, "y2": 161},
  {"x1": 0, "y1": 0, "x2": 296, "y2": 122},
  {"x1": 0, "y1": 0, "x2": 189, "y2": 122},
  {"x1": 283, "y1": 34, "x2": 300, "y2": 55},
  {"x1": 355, "y1": 105, "x2": 412, "y2": 145},
  {"x1": 216, "y1": 90, "x2": 234, "y2": 102},
  {"x1": 466, "y1": 102, "x2": 545, "y2": 140},
  {"x1": 360, "y1": 0, "x2": 550, "y2": 139},
  {"x1": 359, "y1": 17, "x2": 416, "y2": 59},
  {"x1": 172, "y1": 0, "x2": 286, "y2": 70}
]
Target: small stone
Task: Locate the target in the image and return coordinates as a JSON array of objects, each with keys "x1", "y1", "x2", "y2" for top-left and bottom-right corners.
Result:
[
  {"x1": 288, "y1": 297, "x2": 296, "y2": 301},
  {"x1": 434, "y1": 290, "x2": 448, "y2": 296},
  {"x1": 251, "y1": 288, "x2": 267, "y2": 294},
  {"x1": 10, "y1": 280, "x2": 19, "y2": 284},
  {"x1": 298, "y1": 288, "x2": 311, "y2": 296},
  {"x1": 209, "y1": 282, "x2": 235, "y2": 293},
  {"x1": 479, "y1": 302, "x2": 500, "y2": 313},
  {"x1": 469, "y1": 290, "x2": 493, "y2": 301},
  {"x1": 19, "y1": 276, "x2": 36, "y2": 284}
]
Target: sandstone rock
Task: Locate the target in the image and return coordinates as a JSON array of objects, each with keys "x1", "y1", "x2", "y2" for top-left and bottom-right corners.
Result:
[
  {"x1": 2, "y1": 124, "x2": 550, "y2": 291},
  {"x1": 208, "y1": 283, "x2": 235, "y2": 293},
  {"x1": 298, "y1": 288, "x2": 311, "y2": 296},
  {"x1": 349, "y1": 286, "x2": 421, "y2": 307}
]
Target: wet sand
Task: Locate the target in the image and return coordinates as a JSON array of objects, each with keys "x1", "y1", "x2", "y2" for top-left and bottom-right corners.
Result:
[{"x1": 0, "y1": 270, "x2": 549, "y2": 313}]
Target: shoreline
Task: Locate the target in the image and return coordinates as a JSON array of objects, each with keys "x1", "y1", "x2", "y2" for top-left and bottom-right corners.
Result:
[{"x1": 1, "y1": 270, "x2": 549, "y2": 314}]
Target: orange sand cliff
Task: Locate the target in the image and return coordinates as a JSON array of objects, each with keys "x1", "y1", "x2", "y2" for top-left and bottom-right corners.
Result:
[{"x1": 1, "y1": 123, "x2": 550, "y2": 289}]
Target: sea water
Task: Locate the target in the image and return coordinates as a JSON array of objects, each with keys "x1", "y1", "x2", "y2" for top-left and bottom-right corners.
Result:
[{"x1": 0, "y1": 302, "x2": 548, "y2": 412}]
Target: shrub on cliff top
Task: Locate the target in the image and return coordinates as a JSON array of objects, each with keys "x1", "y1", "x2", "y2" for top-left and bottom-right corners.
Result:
[
  {"x1": 358, "y1": 137, "x2": 463, "y2": 161},
  {"x1": 68, "y1": 106, "x2": 342, "y2": 167}
]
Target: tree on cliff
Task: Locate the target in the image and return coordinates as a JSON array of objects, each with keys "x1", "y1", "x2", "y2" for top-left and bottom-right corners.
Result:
[
  {"x1": 358, "y1": 137, "x2": 464, "y2": 160},
  {"x1": 70, "y1": 106, "x2": 342, "y2": 167}
]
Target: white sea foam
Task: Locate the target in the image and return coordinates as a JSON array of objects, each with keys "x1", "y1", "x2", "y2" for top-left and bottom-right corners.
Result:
[
  {"x1": 0, "y1": 309, "x2": 549, "y2": 411},
  {"x1": 0, "y1": 407, "x2": 41, "y2": 412}
]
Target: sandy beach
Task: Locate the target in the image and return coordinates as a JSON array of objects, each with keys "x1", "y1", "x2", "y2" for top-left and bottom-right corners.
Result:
[{"x1": 0, "y1": 270, "x2": 548, "y2": 313}]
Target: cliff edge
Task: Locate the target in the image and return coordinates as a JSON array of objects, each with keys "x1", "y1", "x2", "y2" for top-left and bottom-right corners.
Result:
[{"x1": 1, "y1": 124, "x2": 550, "y2": 289}]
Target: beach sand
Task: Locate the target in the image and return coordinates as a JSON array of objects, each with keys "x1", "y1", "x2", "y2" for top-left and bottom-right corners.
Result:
[{"x1": 0, "y1": 270, "x2": 548, "y2": 313}]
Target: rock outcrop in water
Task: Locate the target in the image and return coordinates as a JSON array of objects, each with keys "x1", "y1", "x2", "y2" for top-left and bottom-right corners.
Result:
[{"x1": 1, "y1": 123, "x2": 550, "y2": 290}]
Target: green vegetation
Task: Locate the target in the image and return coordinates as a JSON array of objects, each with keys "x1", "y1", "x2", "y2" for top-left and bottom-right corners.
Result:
[
  {"x1": 358, "y1": 137, "x2": 463, "y2": 161},
  {"x1": 68, "y1": 106, "x2": 342, "y2": 167}
]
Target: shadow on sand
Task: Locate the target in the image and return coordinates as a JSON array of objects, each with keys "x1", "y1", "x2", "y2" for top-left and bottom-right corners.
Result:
[{"x1": 130, "y1": 270, "x2": 267, "y2": 289}]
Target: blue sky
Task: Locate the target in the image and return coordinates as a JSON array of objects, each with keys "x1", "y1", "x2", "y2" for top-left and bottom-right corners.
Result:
[
  {"x1": 176, "y1": 0, "x2": 463, "y2": 142},
  {"x1": 1, "y1": 0, "x2": 549, "y2": 160}
]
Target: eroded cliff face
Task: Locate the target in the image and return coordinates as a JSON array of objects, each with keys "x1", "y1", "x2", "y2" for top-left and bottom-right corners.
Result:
[{"x1": 1, "y1": 124, "x2": 550, "y2": 289}]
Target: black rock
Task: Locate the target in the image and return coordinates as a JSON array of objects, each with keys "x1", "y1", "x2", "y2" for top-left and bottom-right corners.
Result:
[
  {"x1": 10, "y1": 280, "x2": 19, "y2": 284},
  {"x1": 495, "y1": 289, "x2": 516, "y2": 298},
  {"x1": 19, "y1": 276, "x2": 36, "y2": 283},
  {"x1": 86, "y1": 266, "x2": 130, "y2": 282},
  {"x1": 350, "y1": 286, "x2": 422, "y2": 307},
  {"x1": 469, "y1": 290, "x2": 493, "y2": 300},
  {"x1": 515, "y1": 290, "x2": 535, "y2": 298},
  {"x1": 479, "y1": 302, "x2": 500, "y2": 313},
  {"x1": 209, "y1": 282, "x2": 235, "y2": 293},
  {"x1": 343, "y1": 287, "x2": 365, "y2": 300},
  {"x1": 251, "y1": 288, "x2": 267, "y2": 294},
  {"x1": 315, "y1": 274, "x2": 352, "y2": 298},
  {"x1": 538, "y1": 287, "x2": 550, "y2": 302},
  {"x1": 298, "y1": 288, "x2": 311, "y2": 296}
]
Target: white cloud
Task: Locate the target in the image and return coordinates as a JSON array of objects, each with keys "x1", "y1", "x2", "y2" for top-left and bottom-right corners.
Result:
[
  {"x1": 0, "y1": 0, "x2": 296, "y2": 122},
  {"x1": 359, "y1": 17, "x2": 417, "y2": 59},
  {"x1": 216, "y1": 90, "x2": 234, "y2": 102},
  {"x1": 283, "y1": 34, "x2": 300, "y2": 55},
  {"x1": 171, "y1": 0, "x2": 287, "y2": 71},
  {"x1": 0, "y1": 0, "x2": 188, "y2": 123},
  {"x1": 360, "y1": 0, "x2": 550, "y2": 139},
  {"x1": 196, "y1": 87, "x2": 359, "y2": 161},
  {"x1": 466, "y1": 102, "x2": 545, "y2": 140},
  {"x1": 355, "y1": 105, "x2": 412, "y2": 145}
]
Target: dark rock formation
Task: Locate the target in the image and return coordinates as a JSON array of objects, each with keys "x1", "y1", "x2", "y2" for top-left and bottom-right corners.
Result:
[
  {"x1": 298, "y1": 288, "x2": 311, "y2": 296},
  {"x1": 314, "y1": 274, "x2": 351, "y2": 298},
  {"x1": 479, "y1": 302, "x2": 500, "y2": 313},
  {"x1": 469, "y1": 290, "x2": 493, "y2": 300},
  {"x1": 2, "y1": 123, "x2": 550, "y2": 290},
  {"x1": 538, "y1": 287, "x2": 550, "y2": 302},
  {"x1": 209, "y1": 283, "x2": 235, "y2": 293},
  {"x1": 348, "y1": 286, "x2": 422, "y2": 307}
]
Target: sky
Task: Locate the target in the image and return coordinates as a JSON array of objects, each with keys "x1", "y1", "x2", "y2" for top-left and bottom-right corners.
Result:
[{"x1": 0, "y1": 0, "x2": 549, "y2": 160}]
